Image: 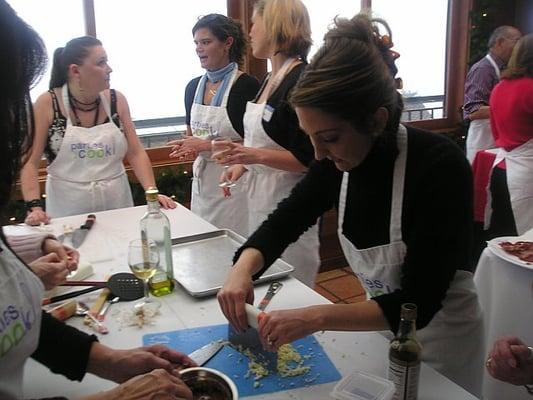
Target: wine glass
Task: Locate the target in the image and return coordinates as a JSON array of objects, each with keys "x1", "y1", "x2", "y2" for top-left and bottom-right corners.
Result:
[
  {"x1": 211, "y1": 136, "x2": 236, "y2": 188},
  {"x1": 128, "y1": 238, "x2": 160, "y2": 307}
]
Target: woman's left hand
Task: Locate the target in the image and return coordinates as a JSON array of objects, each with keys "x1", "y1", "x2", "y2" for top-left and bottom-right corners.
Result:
[
  {"x1": 214, "y1": 142, "x2": 262, "y2": 166},
  {"x1": 257, "y1": 307, "x2": 322, "y2": 352},
  {"x1": 90, "y1": 343, "x2": 197, "y2": 384},
  {"x1": 158, "y1": 194, "x2": 177, "y2": 209},
  {"x1": 168, "y1": 136, "x2": 208, "y2": 159}
]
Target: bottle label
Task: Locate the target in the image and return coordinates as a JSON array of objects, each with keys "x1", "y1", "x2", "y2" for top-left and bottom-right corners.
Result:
[{"x1": 388, "y1": 358, "x2": 420, "y2": 400}]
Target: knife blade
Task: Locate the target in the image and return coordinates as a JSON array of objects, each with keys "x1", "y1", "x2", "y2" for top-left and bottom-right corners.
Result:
[
  {"x1": 71, "y1": 214, "x2": 96, "y2": 248},
  {"x1": 187, "y1": 341, "x2": 224, "y2": 366}
]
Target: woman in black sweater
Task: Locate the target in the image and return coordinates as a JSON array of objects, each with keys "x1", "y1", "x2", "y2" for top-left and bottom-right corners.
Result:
[{"x1": 218, "y1": 13, "x2": 483, "y2": 396}]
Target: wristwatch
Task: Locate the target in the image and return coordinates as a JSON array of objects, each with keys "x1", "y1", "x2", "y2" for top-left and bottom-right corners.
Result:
[{"x1": 25, "y1": 198, "x2": 44, "y2": 211}]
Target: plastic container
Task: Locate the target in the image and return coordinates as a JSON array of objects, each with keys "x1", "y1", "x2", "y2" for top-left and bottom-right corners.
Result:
[{"x1": 331, "y1": 371, "x2": 395, "y2": 400}]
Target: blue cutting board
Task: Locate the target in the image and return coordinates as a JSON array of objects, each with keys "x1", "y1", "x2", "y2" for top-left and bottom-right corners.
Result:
[{"x1": 143, "y1": 324, "x2": 341, "y2": 398}]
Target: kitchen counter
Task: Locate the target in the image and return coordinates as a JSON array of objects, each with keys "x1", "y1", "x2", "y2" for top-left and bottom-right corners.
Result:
[{"x1": 15, "y1": 204, "x2": 478, "y2": 399}]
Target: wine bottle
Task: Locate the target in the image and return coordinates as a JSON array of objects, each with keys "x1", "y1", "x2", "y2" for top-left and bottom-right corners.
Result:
[
  {"x1": 388, "y1": 303, "x2": 422, "y2": 400},
  {"x1": 140, "y1": 188, "x2": 174, "y2": 296}
]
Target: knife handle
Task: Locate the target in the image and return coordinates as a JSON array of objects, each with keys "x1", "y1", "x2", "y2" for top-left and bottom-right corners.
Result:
[{"x1": 81, "y1": 214, "x2": 96, "y2": 230}]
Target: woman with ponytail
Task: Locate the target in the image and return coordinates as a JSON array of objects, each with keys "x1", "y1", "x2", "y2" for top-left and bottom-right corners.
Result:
[
  {"x1": 20, "y1": 36, "x2": 175, "y2": 224},
  {"x1": 218, "y1": 13, "x2": 483, "y2": 396}
]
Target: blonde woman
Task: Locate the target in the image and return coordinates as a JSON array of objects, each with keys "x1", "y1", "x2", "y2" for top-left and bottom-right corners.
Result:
[{"x1": 218, "y1": 0, "x2": 320, "y2": 287}]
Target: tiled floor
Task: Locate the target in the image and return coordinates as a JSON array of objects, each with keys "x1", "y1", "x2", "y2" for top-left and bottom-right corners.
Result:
[{"x1": 314, "y1": 267, "x2": 366, "y2": 304}]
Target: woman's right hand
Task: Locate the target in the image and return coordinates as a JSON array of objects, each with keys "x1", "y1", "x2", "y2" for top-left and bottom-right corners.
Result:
[
  {"x1": 217, "y1": 264, "x2": 255, "y2": 333},
  {"x1": 25, "y1": 207, "x2": 51, "y2": 225},
  {"x1": 90, "y1": 369, "x2": 192, "y2": 400}
]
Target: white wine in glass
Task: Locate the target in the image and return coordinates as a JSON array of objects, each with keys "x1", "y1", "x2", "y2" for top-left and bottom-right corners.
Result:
[
  {"x1": 211, "y1": 136, "x2": 236, "y2": 188},
  {"x1": 128, "y1": 238, "x2": 160, "y2": 307}
]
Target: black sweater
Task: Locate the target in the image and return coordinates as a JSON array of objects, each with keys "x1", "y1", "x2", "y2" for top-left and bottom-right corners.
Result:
[{"x1": 236, "y1": 126, "x2": 474, "y2": 333}]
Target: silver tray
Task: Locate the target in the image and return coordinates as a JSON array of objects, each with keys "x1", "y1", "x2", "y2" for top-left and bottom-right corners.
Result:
[{"x1": 171, "y1": 229, "x2": 294, "y2": 297}]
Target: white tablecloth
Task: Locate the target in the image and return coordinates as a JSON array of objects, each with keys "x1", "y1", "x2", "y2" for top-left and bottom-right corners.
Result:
[
  {"x1": 12, "y1": 205, "x2": 478, "y2": 399},
  {"x1": 475, "y1": 244, "x2": 533, "y2": 400}
]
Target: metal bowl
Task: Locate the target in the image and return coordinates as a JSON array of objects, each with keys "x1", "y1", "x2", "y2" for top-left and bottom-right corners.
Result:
[{"x1": 180, "y1": 367, "x2": 239, "y2": 400}]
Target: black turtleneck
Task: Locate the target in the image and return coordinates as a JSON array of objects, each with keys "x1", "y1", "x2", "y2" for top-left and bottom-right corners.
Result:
[{"x1": 235, "y1": 125, "x2": 474, "y2": 333}]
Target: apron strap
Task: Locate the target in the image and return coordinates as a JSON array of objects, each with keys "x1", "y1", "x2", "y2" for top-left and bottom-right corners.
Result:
[
  {"x1": 485, "y1": 54, "x2": 501, "y2": 80},
  {"x1": 390, "y1": 124, "x2": 408, "y2": 242},
  {"x1": 61, "y1": 83, "x2": 73, "y2": 126}
]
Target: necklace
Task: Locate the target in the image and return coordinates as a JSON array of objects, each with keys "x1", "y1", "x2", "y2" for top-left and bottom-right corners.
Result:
[
  {"x1": 209, "y1": 88, "x2": 217, "y2": 96},
  {"x1": 68, "y1": 91, "x2": 100, "y2": 127}
]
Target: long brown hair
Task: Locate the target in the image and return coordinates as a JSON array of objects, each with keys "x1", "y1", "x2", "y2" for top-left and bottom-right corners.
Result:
[
  {"x1": 502, "y1": 33, "x2": 533, "y2": 79},
  {"x1": 290, "y1": 13, "x2": 402, "y2": 136}
]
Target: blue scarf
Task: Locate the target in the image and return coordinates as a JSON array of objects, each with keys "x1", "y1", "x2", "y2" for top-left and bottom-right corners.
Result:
[{"x1": 194, "y1": 62, "x2": 237, "y2": 107}]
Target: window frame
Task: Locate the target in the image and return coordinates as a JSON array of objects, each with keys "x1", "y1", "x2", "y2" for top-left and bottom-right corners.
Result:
[{"x1": 81, "y1": 0, "x2": 470, "y2": 132}]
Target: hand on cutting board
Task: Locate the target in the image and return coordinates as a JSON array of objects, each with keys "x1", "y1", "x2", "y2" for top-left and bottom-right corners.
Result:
[
  {"x1": 82, "y1": 369, "x2": 193, "y2": 400},
  {"x1": 217, "y1": 258, "x2": 258, "y2": 333},
  {"x1": 87, "y1": 343, "x2": 196, "y2": 384},
  {"x1": 258, "y1": 307, "x2": 320, "y2": 352}
]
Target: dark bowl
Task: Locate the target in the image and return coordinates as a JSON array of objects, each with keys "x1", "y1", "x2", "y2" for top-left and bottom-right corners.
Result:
[{"x1": 180, "y1": 367, "x2": 239, "y2": 400}]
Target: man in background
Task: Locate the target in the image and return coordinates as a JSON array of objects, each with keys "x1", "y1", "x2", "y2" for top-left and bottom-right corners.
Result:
[{"x1": 464, "y1": 25, "x2": 522, "y2": 163}]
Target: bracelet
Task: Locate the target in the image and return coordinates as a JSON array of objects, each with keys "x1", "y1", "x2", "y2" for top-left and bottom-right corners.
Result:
[
  {"x1": 525, "y1": 384, "x2": 533, "y2": 395},
  {"x1": 25, "y1": 198, "x2": 44, "y2": 211}
]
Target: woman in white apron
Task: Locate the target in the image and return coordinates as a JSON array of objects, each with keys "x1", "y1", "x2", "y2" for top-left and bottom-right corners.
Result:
[
  {"x1": 216, "y1": 0, "x2": 320, "y2": 287},
  {"x1": 20, "y1": 36, "x2": 174, "y2": 224},
  {"x1": 485, "y1": 34, "x2": 533, "y2": 237},
  {"x1": 218, "y1": 14, "x2": 484, "y2": 396},
  {"x1": 169, "y1": 14, "x2": 259, "y2": 237}
]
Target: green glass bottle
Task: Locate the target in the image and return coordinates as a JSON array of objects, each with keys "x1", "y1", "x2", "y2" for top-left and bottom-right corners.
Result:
[
  {"x1": 140, "y1": 188, "x2": 174, "y2": 296},
  {"x1": 388, "y1": 303, "x2": 422, "y2": 400}
]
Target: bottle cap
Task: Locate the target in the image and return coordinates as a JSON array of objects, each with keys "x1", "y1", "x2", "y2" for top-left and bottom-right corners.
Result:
[
  {"x1": 145, "y1": 187, "x2": 159, "y2": 202},
  {"x1": 400, "y1": 303, "x2": 417, "y2": 320}
]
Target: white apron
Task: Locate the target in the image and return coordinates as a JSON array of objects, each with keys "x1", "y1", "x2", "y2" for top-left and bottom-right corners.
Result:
[
  {"x1": 0, "y1": 239, "x2": 44, "y2": 400},
  {"x1": 243, "y1": 59, "x2": 320, "y2": 287},
  {"x1": 338, "y1": 125, "x2": 484, "y2": 396},
  {"x1": 484, "y1": 139, "x2": 533, "y2": 235},
  {"x1": 466, "y1": 54, "x2": 500, "y2": 163},
  {"x1": 190, "y1": 65, "x2": 249, "y2": 237},
  {"x1": 45, "y1": 84, "x2": 133, "y2": 218}
]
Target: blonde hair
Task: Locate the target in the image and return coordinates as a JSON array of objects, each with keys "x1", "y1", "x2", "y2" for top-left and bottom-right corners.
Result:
[{"x1": 254, "y1": 0, "x2": 312, "y2": 61}]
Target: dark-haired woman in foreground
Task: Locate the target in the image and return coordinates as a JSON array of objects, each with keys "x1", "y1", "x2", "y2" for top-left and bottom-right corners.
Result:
[
  {"x1": 218, "y1": 13, "x2": 483, "y2": 396},
  {"x1": 0, "y1": 2, "x2": 193, "y2": 399},
  {"x1": 20, "y1": 36, "x2": 175, "y2": 225}
]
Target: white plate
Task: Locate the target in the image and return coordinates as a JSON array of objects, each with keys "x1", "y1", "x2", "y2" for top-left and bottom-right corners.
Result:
[{"x1": 487, "y1": 235, "x2": 533, "y2": 268}]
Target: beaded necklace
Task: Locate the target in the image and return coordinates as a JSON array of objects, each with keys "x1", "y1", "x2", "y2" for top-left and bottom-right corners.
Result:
[{"x1": 68, "y1": 90, "x2": 100, "y2": 126}]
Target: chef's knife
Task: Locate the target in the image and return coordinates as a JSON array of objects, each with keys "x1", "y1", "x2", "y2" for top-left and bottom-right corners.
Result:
[
  {"x1": 187, "y1": 341, "x2": 224, "y2": 366},
  {"x1": 71, "y1": 214, "x2": 96, "y2": 248}
]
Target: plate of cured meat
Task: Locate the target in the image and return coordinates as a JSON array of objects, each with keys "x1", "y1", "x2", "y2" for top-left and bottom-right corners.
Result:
[{"x1": 487, "y1": 236, "x2": 533, "y2": 268}]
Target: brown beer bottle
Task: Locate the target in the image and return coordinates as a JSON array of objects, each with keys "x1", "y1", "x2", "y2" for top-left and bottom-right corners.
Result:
[{"x1": 388, "y1": 303, "x2": 422, "y2": 400}]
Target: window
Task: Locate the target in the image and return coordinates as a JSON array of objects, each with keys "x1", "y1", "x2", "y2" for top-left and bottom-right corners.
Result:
[
  {"x1": 7, "y1": 0, "x2": 85, "y2": 101},
  {"x1": 94, "y1": 1, "x2": 226, "y2": 123},
  {"x1": 371, "y1": 0, "x2": 449, "y2": 122},
  {"x1": 302, "y1": 0, "x2": 361, "y2": 60}
]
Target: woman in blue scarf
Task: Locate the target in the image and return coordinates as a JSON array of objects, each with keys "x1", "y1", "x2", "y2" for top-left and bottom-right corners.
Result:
[{"x1": 169, "y1": 14, "x2": 259, "y2": 237}]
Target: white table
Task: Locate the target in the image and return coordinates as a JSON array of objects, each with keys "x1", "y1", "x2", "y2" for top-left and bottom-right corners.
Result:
[
  {"x1": 475, "y1": 241, "x2": 533, "y2": 400},
  {"x1": 17, "y1": 205, "x2": 478, "y2": 399}
]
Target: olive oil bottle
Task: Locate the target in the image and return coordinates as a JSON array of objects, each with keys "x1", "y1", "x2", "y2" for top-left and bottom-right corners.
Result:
[
  {"x1": 388, "y1": 303, "x2": 422, "y2": 400},
  {"x1": 140, "y1": 188, "x2": 174, "y2": 296}
]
